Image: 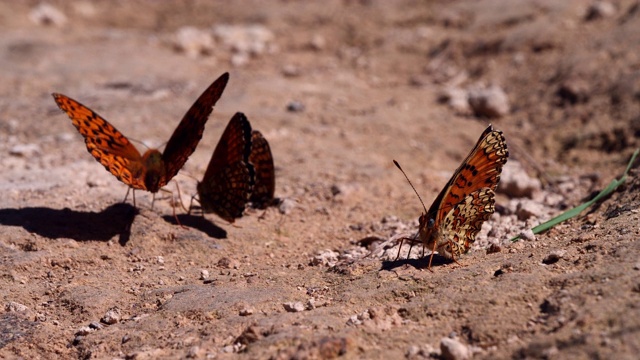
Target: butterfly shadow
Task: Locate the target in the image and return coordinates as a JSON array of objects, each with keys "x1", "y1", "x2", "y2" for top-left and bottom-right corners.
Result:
[
  {"x1": 380, "y1": 254, "x2": 452, "y2": 271},
  {"x1": 162, "y1": 214, "x2": 227, "y2": 239},
  {"x1": 0, "y1": 203, "x2": 138, "y2": 245}
]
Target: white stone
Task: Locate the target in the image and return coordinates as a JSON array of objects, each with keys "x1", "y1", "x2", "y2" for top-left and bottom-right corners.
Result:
[
  {"x1": 468, "y1": 85, "x2": 510, "y2": 118},
  {"x1": 499, "y1": 161, "x2": 542, "y2": 198},
  {"x1": 174, "y1": 26, "x2": 214, "y2": 59},
  {"x1": 29, "y1": 3, "x2": 67, "y2": 26},
  {"x1": 440, "y1": 337, "x2": 471, "y2": 360},
  {"x1": 283, "y1": 302, "x2": 305, "y2": 312}
]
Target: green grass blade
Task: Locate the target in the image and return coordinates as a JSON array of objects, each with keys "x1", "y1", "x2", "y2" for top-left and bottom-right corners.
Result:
[{"x1": 511, "y1": 148, "x2": 639, "y2": 242}]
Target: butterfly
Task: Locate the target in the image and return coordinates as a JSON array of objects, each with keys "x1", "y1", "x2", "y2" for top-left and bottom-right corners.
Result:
[
  {"x1": 395, "y1": 125, "x2": 508, "y2": 269},
  {"x1": 52, "y1": 72, "x2": 229, "y2": 195},
  {"x1": 194, "y1": 112, "x2": 275, "y2": 223}
]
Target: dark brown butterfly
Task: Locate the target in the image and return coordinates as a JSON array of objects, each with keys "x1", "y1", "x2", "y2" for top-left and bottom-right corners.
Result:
[
  {"x1": 396, "y1": 125, "x2": 508, "y2": 269},
  {"x1": 194, "y1": 112, "x2": 275, "y2": 222},
  {"x1": 52, "y1": 72, "x2": 229, "y2": 193}
]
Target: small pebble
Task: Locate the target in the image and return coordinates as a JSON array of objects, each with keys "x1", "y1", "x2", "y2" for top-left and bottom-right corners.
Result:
[
  {"x1": 346, "y1": 314, "x2": 362, "y2": 326},
  {"x1": 187, "y1": 345, "x2": 202, "y2": 358},
  {"x1": 310, "y1": 250, "x2": 339, "y2": 267},
  {"x1": 515, "y1": 199, "x2": 544, "y2": 220},
  {"x1": 286, "y1": 101, "x2": 305, "y2": 112},
  {"x1": 102, "y1": 307, "x2": 121, "y2": 325},
  {"x1": 5, "y1": 301, "x2": 28, "y2": 312},
  {"x1": 218, "y1": 257, "x2": 240, "y2": 269},
  {"x1": 486, "y1": 243, "x2": 502, "y2": 254},
  {"x1": 278, "y1": 198, "x2": 296, "y2": 215},
  {"x1": 438, "y1": 87, "x2": 471, "y2": 114},
  {"x1": 307, "y1": 298, "x2": 316, "y2": 310},
  {"x1": 200, "y1": 269, "x2": 210, "y2": 280},
  {"x1": 519, "y1": 229, "x2": 536, "y2": 241},
  {"x1": 282, "y1": 64, "x2": 300, "y2": 77},
  {"x1": 213, "y1": 24, "x2": 275, "y2": 55},
  {"x1": 543, "y1": 250, "x2": 567, "y2": 265},
  {"x1": 586, "y1": 1, "x2": 616, "y2": 20},
  {"x1": 89, "y1": 321, "x2": 104, "y2": 330},
  {"x1": 239, "y1": 307, "x2": 255, "y2": 316},
  {"x1": 467, "y1": 85, "x2": 510, "y2": 118},
  {"x1": 499, "y1": 161, "x2": 542, "y2": 198},
  {"x1": 440, "y1": 337, "x2": 470, "y2": 360},
  {"x1": 173, "y1": 26, "x2": 214, "y2": 58},
  {"x1": 283, "y1": 302, "x2": 305, "y2": 312},
  {"x1": 75, "y1": 326, "x2": 94, "y2": 336},
  {"x1": 310, "y1": 34, "x2": 326, "y2": 50},
  {"x1": 9, "y1": 144, "x2": 41, "y2": 157},
  {"x1": 29, "y1": 3, "x2": 67, "y2": 26},
  {"x1": 231, "y1": 53, "x2": 249, "y2": 67}
]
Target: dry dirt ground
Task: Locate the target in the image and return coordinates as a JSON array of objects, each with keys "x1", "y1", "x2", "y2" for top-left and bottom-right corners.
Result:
[{"x1": 1, "y1": 1, "x2": 640, "y2": 359}]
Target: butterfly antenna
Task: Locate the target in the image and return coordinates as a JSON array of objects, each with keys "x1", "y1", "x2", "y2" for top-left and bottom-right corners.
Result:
[
  {"x1": 127, "y1": 137, "x2": 149, "y2": 151},
  {"x1": 393, "y1": 160, "x2": 427, "y2": 214}
]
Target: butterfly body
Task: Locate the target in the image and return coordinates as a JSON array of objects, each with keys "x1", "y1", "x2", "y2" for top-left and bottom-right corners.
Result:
[
  {"x1": 140, "y1": 150, "x2": 166, "y2": 193},
  {"x1": 53, "y1": 72, "x2": 229, "y2": 194},
  {"x1": 398, "y1": 125, "x2": 508, "y2": 267}
]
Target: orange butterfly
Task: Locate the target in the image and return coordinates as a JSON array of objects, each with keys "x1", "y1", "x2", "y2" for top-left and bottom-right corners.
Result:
[
  {"x1": 52, "y1": 72, "x2": 229, "y2": 195},
  {"x1": 194, "y1": 112, "x2": 275, "y2": 223},
  {"x1": 396, "y1": 125, "x2": 508, "y2": 269}
]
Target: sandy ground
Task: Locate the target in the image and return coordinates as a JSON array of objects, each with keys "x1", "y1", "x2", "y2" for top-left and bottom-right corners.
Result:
[{"x1": 1, "y1": 1, "x2": 640, "y2": 359}]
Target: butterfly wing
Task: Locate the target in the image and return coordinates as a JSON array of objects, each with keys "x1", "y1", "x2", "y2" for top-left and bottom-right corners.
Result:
[
  {"x1": 438, "y1": 188, "x2": 495, "y2": 257},
  {"x1": 428, "y1": 125, "x2": 508, "y2": 225},
  {"x1": 248, "y1": 130, "x2": 275, "y2": 208},
  {"x1": 162, "y1": 72, "x2": 230, "y2": 185},
  {"x1": 52, "y1": 93, "x2": 148, "y2": 190},
  {"x1": 197, "y1": 112, "x2": 254, "y2": 222}
]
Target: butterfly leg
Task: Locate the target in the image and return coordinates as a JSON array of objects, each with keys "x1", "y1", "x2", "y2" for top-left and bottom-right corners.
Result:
[
  {"x1": 426, "y1": 240, "x2": 438, "y2": 272},
  {"x1": 448, "y1": 243, "x2": 462, "y2": 266},
  {"x1": 407, "y1": 241, "x2": 415, "y2": 259},
  {"x1": 188, "y1": 194, "x2": 200, "y2": 215},
  {"x1": 125, "y1": 189, "x2": 137, "y2": 208},
  {"x1": 151, "y1": 193, "x2": 157, "y2": 210},
  {"x1": 172, "y1": 181, "x2": 189, "y2": 213},
  {"x1": 395, "y1": 237, "x2": 405, "y2": 260},
  {"x1": 160, "y1": 187, "x2": 187, "y2": 229},
  {"x1": 122, "y1": 187, "x2": 133, "y2": 205}
]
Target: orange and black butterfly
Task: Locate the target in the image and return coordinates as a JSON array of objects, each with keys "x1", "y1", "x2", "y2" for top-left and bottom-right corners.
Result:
[
  {"x1": 52, "y1": 72, "x2": 229, "y2": 194},
  {"x1": 395, "y1": 125, "x2": 508, "y2": 269},
  {"x1": 194, "y1": 112, "x2": 275, "y2": 223}
]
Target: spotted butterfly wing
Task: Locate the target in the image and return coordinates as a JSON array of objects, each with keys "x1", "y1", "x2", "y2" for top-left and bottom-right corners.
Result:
[
  {"x1": 248, "y1": 130, "x2": 275, "y2": 208},
  {"x1": 436, "y1": 188, "x2": 496, "y2": 259},
  {"x1": 52, "y1": 72, "x2": 229, "y2": 193},
  {"x1": 52, "y1": 94, "x2": 149, "y2": 190},
  {"x1": 163, "y1": 72, "x2": 230, "y2": 183},
  {"x1": 409, "y1": 125, "x2": 508, "y2": 267},
  {"x1": 196, "y1": 112, "x2": 254, "y2": 223},
  {"x1": 427, "y1": 125, "x2": 507, "y2": 223}
]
